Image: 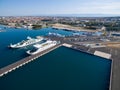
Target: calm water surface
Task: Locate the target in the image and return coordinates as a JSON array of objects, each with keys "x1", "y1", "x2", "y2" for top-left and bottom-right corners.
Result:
[
  {"x1": 0, "y1": 25, "x2": 111, "y2": 90},
  {"x1": 0, "y1": 25, "x2": 72, "y2": 68}
]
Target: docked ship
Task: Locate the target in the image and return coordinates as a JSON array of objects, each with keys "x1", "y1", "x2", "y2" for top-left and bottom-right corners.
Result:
[
  {"x1": 26, "y1": 40, "x2": 57, "y2": 55},
  {"x1": 0, "y1": 28, "x2": 5, "y2": 32},
  {"x1": 9, "y1": 36, "x2": 43, "y2": 48},
  {"x1": 48, "y1": 32, "x2": 65, "y2": 37}
]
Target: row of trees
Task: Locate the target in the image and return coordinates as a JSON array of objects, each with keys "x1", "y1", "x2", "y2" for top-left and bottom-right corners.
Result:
[{"x1": 60, "y1": 21, "x2": 120, "y2": 31}]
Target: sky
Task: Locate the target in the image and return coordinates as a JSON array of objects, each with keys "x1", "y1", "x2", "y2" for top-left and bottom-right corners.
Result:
[{"x1": 0, "y1": 0, "x2": 120, "y2": 16}]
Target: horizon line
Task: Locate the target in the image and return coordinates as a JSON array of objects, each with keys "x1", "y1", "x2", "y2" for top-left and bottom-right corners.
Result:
[{"x1": 0, "y1": 14, "x2": 120, "y2": 17}]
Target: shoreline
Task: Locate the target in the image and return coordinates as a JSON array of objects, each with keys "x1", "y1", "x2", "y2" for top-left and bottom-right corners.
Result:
[{"x1": 52, "y1": 23, "x2": 98, "y2": 32}]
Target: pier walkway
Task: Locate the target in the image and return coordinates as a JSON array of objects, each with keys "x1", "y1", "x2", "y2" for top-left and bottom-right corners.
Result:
[{"x1": 0, "y1": 44, "x2": 62, "y2": 77}]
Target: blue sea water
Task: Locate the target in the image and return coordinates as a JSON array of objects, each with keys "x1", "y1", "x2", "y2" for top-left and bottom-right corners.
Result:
[
  {"x1": 0, "y1": 25, "x2": 111, "y2": 90},
  {"x1": 0, "y1": 25, "x2": 72, "y2": 68}
]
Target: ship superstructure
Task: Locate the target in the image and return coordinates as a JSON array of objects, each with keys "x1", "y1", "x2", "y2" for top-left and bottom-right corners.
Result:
[
  {"x1": 26, "y1": 40, "x2": 58, "y2": 55},
  {"x1": 9, "y1": 36, "x2": 43, "y2": 48}
]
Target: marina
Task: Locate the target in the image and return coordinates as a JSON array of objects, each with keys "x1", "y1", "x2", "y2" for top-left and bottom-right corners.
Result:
[
  {"x1": 0, "y1": 25, "x2": 118, "y2": 90},
  {"x1": 0, "y1": 0, "x2": 120, "y2": 89}
]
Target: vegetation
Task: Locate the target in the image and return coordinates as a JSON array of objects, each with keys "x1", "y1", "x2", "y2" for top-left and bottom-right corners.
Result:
[
  {"x1": 84, "y1": 26, "x2": 97, "y2": 30},
  {"x1": 32, "y1": 25, "x2": 42, "y2": 29},
  {"x1": 104, "y1": 22, "x2": 120, "y2": 31}
]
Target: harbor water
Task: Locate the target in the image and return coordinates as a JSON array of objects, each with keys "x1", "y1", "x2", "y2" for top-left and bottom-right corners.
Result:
[
  {"x1": 0, "y1": 25, "x2": 72, "y2": 68},
  {"x1": 0, "y1": 25, "x2": 111, "y2": 90}
]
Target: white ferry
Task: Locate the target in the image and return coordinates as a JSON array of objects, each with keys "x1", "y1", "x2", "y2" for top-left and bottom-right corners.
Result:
[
  {"x1": 48, "y1": 32, "x2": 65, "y2": 37},
  {"x1": 9, "y1": 36, "x2": 43, "y2": 48},
  {"x1": 26, "y1": 40, "x2": 57, "y2": 55}
]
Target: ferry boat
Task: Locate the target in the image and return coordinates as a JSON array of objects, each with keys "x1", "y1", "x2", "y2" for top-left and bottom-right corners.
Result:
[
  {"x1": 9, "y1": 36, "x2": 43, "y2": 48},
  {"x1": 0, "y1": 28, "x2": 5, "y2": 32},
  {"x1": 48, "y1": 32, "x2": 65, "y2": 37},
  {"x1": 26, "y1": 40, "x2": 57, "y2": 55}
]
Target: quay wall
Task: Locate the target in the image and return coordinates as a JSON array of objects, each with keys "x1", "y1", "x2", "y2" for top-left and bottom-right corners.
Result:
[
  {"x1": 109, "y1": 58, "x2": 113, "y2": 90},
  {"x1": 63, "y1": 43, "x2": 112, "y2": 90}
]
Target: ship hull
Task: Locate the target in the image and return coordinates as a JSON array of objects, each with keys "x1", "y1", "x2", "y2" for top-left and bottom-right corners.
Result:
[{"x1": 9, "y1": 37, "x2": 43, "y2": 48}]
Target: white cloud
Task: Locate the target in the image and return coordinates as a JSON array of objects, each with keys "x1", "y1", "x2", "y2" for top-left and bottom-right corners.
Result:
[
  {"x1": 36, "y1": 0, "x2": 120, "y2": 15},
  {"x1": 75, "y1": 1, "x2": 120, "y2": 14}
]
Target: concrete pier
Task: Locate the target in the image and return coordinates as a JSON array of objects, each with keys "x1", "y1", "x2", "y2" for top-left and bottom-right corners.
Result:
[
  {"x1": 94, "y1": 50, "x2": 111, "y2": 59},
  {"x1": 0, "y1": 44, "x2": 62, "y2": 77},
  {"x1": 62, "y1": 43, "x2": 72, "y2": 47}
]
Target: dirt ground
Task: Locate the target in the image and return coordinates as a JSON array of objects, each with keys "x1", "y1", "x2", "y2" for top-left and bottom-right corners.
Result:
[{"x1": 103, "y1": 42, "x2": 120, "y2": 48}]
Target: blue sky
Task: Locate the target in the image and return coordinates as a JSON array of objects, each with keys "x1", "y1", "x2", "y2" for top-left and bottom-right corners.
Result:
[{"x1": 0, "y1": 0, "x2": 120, "y2": 16}]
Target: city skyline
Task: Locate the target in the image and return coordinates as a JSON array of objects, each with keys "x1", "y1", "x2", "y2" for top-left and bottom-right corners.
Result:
[{"x1": 0, "y1": 0, "x2": 120, "y2": 16}]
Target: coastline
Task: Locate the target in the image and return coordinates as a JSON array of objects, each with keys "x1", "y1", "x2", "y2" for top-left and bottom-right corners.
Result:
[
  {"x1": 52, "y1": 23, "x2": 98, "y2": 32},
  {"x1": 0, "y1": 24, "x2": 117, "y2": 90}
]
